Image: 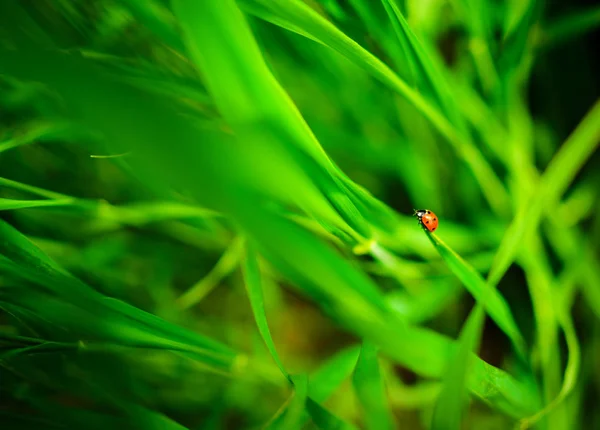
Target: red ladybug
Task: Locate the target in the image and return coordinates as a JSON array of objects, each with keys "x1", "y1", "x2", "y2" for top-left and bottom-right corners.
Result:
[{"x1": 413, "y1": 209, "x2": 438, "y2": 232}]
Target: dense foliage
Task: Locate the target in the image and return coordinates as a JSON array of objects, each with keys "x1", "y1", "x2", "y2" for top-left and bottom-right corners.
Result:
[{"x1": 0, "y1": 1, "x2": 599, "y2": 429}]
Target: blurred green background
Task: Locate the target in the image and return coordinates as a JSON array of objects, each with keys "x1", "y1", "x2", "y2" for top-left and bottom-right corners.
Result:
[{"x1": 0, "y1": 0, "x2": 599, "y2": 429}]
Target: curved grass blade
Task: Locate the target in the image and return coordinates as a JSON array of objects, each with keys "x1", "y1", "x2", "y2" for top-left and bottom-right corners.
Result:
[
  {"x1": 177, "y1": 236, "x2": 245, "y2": 309},
  {"x1": 425, "y1": 230, "x2": 526, "y2": 357},
  {"x1": 0, "y1": 176, "x2": 77, "y2": 200},
  {"x1": 0, "y1": 218, "x2": 73, "y2": 276},
  {"x1": 0, "y1": 176, "x2": 221, "y2": 228},
  {"x1": 518, "y1": 270, "x2": 581, "y2": 429},
  {"x1": 380, "y1": 0, "x2": 465, "y2": 127},
  {"x1": 242, "y1": 241, "x2": 288, "y2": 379},
  {"x1": 541, "y1": 5, "x2": 600, "y2": 49},
  {"x1": 280, "y1": 374, "x2": 309, "y2": 430},
  {"x1": 503, "y1": 0, "x2": 536, "y2": 40},
  {"x1": 426, "y1": 217, "x2": 529, "y2": 429},
  {"x1": 352, "y1": 343, "x2": 394, "y2": 430},
  {"x1": 431, "y1": 304, "x2": 486, "y2": 430},
  {"x1": 242, "y1": 241, "x2": 358, "y2": 429},
  {"x1": 519, "y1": 310, "x2": 580, "y2": 430},
  {"x1": 309, "y1": 346, "x2": 361, "y2": 403},
  {"x1": 516, "y1": 233, "x2": 567, "y2": 429}
]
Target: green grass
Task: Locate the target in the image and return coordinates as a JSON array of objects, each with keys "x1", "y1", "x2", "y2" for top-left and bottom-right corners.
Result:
[{"x1": 0, "y1": 0, "x2": 599, "y2": 429}]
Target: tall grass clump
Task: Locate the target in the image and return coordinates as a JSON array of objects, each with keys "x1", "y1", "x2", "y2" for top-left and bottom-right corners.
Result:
[{"x1": 0, "y1": 0, "x2": 599, "y2": 429}]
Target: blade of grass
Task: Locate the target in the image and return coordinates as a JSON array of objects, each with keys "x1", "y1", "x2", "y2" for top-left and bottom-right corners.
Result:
[
  {"x1": 503, "y1": 0, "x2": 537, "y2": 40},
  {"x1": 242, "y1": 241, "x2": 358, "y2": 429},
  {"x1": 519, "y1": 303, "x2": 580, "y2": 430},
  {"x1": 498, "y1": 0, "x2": 540, "y2": 79},
  {"x1": 177, "y1": 236, "x2": 245, "y2": 309},
  {"x1": 544, "y1": 220, "x2": 600, "y2": 321},
  {"x1": 381, "y1": 0, "x2": 467, "y2": 126},
  {"x1": 425, "y1": 216, "x2": 531, "y2": 429},
  {"x1": 0, "y1": 176, "x2": 72, "y2": 200},
  {"x1": 0, "y1": 176, "x2": 221, "y2": 227},
  {"x1": 517, "y1": 247, "x2": 581, "y2": 429},
  {"x1": 0, "y1": 218, "x2": 74, "y2": 276},
  {"x1": 540, "y1": 5, "x2": 600, "y2": 49},
  {"x1": 280, "y1": 374, "x2": 309, "y2": 430},
  {"x1": 345, "y1": 0, "x2": 416, "y2": 88},
  {"x1": 309, "y1": 346, "x2": 361, "y2": 403},
  {"x1": 425, "y1": 231, "x2": 526, "y2": 357},
  {"x1": 0, "y1": 198, "x2": 75, "y2": 211},
  {"x1": 242, "y1": 241, "x2": 288, "y2": 379},
  {"x1": 518, "y1": 234, "x2": 564, "y2": 430},
  {"x1": 352, "y1": 343, "x2": 394, "y2": 430},
  {"x1": 431, "y1": 304, "x2": 486, "y2": 430}
]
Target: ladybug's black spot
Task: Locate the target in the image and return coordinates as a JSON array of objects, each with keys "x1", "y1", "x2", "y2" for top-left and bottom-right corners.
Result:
[
  {"x1": 425, "y1": 221, "x2": 429, "y2": 224},
  {"x1": 433, "y1": 218, "x2": 437, "y2": 221}
]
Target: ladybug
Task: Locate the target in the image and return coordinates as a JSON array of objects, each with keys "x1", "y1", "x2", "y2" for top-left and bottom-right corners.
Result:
[{"x1": 413, "y1": 209, "x2": 438, "y2": 232}]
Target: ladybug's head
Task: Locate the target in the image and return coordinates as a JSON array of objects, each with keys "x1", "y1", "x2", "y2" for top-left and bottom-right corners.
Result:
[{"x1": 413, "y1": 209, "x2": 427, "y2": 218}]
